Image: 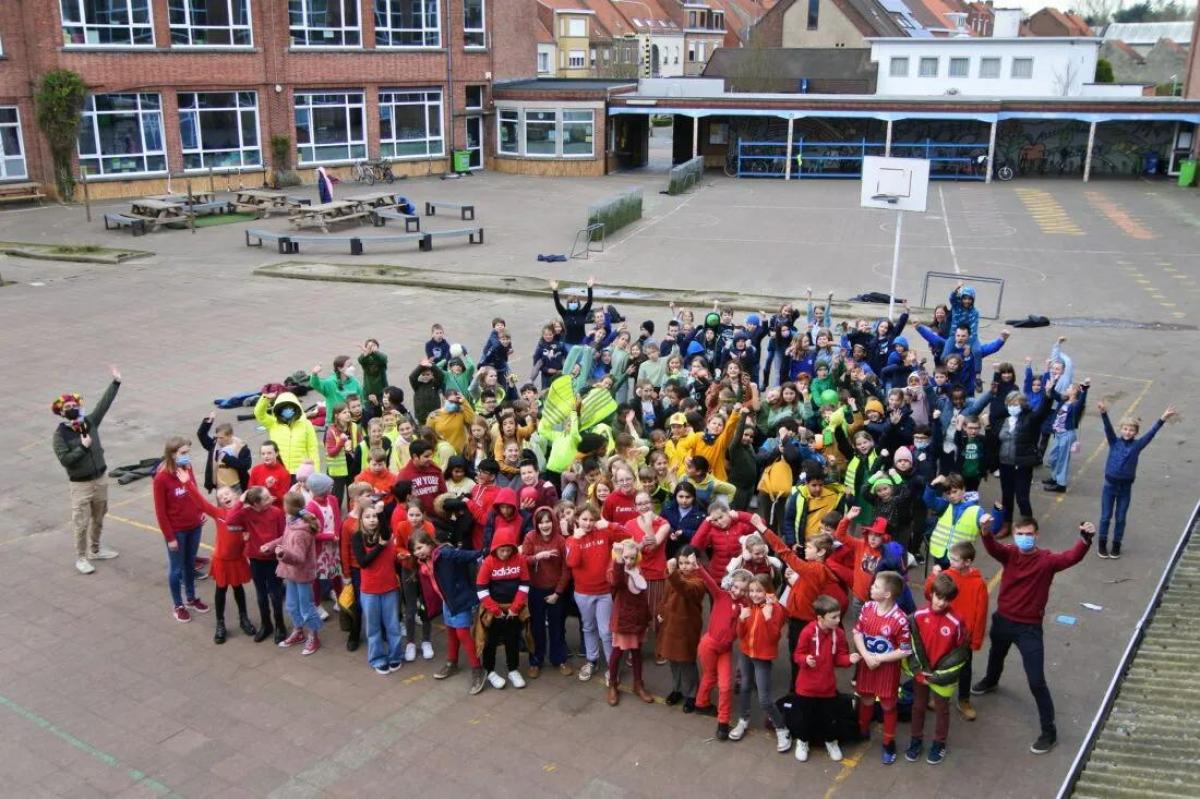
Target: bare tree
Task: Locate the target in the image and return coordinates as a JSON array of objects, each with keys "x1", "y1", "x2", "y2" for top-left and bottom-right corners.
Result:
[{"x1": 1073, "y1": 0, "x2": 1118, "y2": 25}]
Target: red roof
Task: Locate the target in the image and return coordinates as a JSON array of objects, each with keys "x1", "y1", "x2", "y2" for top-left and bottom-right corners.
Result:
[
  {"x1": 1105, "y1": 38, "x2": 1146, "y2": 64},
  {"x1": 535, "y1": 16, "x2": 556, "y2": 44}
]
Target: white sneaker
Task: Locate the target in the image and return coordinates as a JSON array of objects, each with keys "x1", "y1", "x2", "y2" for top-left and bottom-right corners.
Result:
[
  {"x1": 75, "y1": 558, "x2": 95, "y2": 575},
  {"x1": 487, "y1": 671, "x2": 506, "y2": 689},
  {"x1": 405, "y1": 643, "x2": 417, "y2": 662},
  {"x1": 728, "y1": 718, "x2": 749, "y2": 741},
  {"x1": 776, "y1": 728, "x2": 793, "y2": 753},
  {"x1": 508, "y1": 670, "x2": 526, "y2": 689},
  {"x1": 795, "y1": 740, "x2": 810, "y2": 762},
  {"x1": 578, "y1": 661, "x2": 594, "y2": 682},
  {"x1": 421, "y1": 641, "x2": 434, "y2": 660},
  {"x1": 88, "y1": 546, "x2": 119, "y2": 560},
  {"x1": 604, "y1": 672, "x2": 610, "y2": 687},
  {"x1": 317, "y1": 605, "x2": 330, "y2": 621},
  {"x1": 399, "y1": 622, "x2": 407, "y2": 639},
  {"x1": 825, "y1": 740, "x2": 843, "y2": 762}
]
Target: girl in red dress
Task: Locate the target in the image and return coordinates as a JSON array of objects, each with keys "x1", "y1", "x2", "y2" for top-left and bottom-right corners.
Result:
[{"x1": 187, "y1": 482, "x2": 256, "y2": 644}]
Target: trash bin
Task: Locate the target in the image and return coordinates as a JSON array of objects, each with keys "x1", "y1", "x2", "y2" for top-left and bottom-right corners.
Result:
[
  {"x1": 1142, "y1": 151, "x2": 1159, "y2": 176},
  {"x1": 1179, "y1": 159, "x2": 1198, "y2": 188},
  {"x1": 452, "y1": 150, "x2": 471, "y2": 173}
]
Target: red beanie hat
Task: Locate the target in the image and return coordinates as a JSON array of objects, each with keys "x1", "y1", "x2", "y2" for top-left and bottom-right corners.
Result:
[{"x1": 51, "y1": 393, "x2": 81, "y2": 416}]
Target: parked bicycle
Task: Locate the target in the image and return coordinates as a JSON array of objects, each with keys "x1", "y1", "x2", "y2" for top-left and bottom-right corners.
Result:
[
  {"x1": 974, "y1": 154, "x2": 1014, "y2": 181},
  {"x1": 352, "y1": 159, "x2": 396, "y2": 185}
]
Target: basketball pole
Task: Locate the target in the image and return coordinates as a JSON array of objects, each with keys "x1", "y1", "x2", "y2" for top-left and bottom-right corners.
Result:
[{"x1": 888, "y1": 209, "x2": 902, "y2": 321}]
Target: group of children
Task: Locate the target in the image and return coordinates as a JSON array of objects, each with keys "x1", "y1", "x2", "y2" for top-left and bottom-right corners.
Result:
[{"x1": 145, "y1": 278, "x2": 1175, "y2": 764}]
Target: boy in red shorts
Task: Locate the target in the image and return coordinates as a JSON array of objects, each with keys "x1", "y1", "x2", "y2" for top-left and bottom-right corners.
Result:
[{"x1": 853, "y1": 570, "x2": 912, "y2": 765}]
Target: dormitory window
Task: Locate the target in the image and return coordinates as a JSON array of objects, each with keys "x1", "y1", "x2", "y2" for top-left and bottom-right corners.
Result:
[{"x1": 463, "y1": 0, "x2": 485, "y2": 47}]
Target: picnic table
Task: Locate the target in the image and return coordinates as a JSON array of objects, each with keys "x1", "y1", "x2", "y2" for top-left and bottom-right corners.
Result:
[
  {"x1": 289, "y1": 200, "x2": 369, "y2": 232},
  {"x1": 145, "y1": 191, "x2": 216, "y2": 205},
  {"x1": 233, "y1": 189, "x2": 308, "y2": 217},
  {"x1": 345, "y1": 190, "x2": 409, "y2": 210},
  {"x1": 127, "y1": 198, "x2": 196, "y2": 233}
]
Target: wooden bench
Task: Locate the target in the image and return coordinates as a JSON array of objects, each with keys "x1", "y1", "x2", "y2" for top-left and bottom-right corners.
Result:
[
  {"x1": 188, "y1": 200, "x2": 234, "y2": 216},
  {"x1": 0, "y1": 181, "x2": 45, "y2": 205},
  {"x1": 419, "y1": 226, "x2": 484, "y2": 251},
  {"x1": 424, "y1": 200, "x2": 475, "y2": 220},
  {"x1": 104, "y1": 213, "x2": 148, "y2": 236},
  {"x1": 371, "y1": 206, "x2": 421, "y2": 232}
]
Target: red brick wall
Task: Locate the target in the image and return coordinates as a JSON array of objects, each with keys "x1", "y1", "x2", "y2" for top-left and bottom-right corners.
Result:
[{"x1": 1, "y1": 0, "x2": 535, "y2": 195}]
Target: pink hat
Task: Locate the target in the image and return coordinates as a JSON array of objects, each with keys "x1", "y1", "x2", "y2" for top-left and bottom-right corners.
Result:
[
  {"x1": 893, "y1": 446, "x2": 913, "y2": 464},
  {"x1": 295, "y1": 461, "x2": 315, "y2": 483}
]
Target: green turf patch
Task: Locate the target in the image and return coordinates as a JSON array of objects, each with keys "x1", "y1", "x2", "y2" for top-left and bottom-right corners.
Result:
[
  {"x1": 0, "y1": 241, "x2": 149, "y2": 264},
  {"x1": 193, "y1": 211, "x2": 259, "y2": 228}
]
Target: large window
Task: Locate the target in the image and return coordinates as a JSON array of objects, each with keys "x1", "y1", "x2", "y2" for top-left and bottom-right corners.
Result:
[
  {"x1": 565, "y1": 18, "x2": 585, "y2": 36},
  {"x1": 289, "y1": 0, "x2": 360, "y2": 47},
  {"x1": 0, "y1": 108, "x2": 28, "y2": 180},
  {"x1": 61, "y1": 0, "x2": 154, "y2": 46},
  {"x1": 169, "y1": 0, "x2": 252, "y2": 46},
  {"x1": 374, "y1": 0, "x2": 439, "y2": 47},
  {"x1": 979, "y1": 57, "x2": 1000, "y2": 78},
  {"x1": 77, "y1": 93, "x2": 166, "y2": 176},
  {"x1": 525, "y1": 110, "x2": 556, "y2": 156},
  {"x1": 568, "y1": 50, "x2": 585, "y2": 68},
  {"x1": 463, "y1": 0, "x2": 485, "y2": 47},
  {"x1": 379, "y1": 89, "x2": 443, "y2": 158},
  {"x1": 294, "y1": 92, "x2": 366, "y2": 164},
  {"x1": 807, "y1": 0, "x2": 819, "y2": 30},
  {"x1": 918, "y1": 57, "x2": 938, "y2": 77},
  {"x1": 498, "y1": 110, "x2": 519, "y2": 154},
  {"x1": 562, "y1": 110, "x2": 593, "y2": 157},
  {"x1": 889, "y1": 56, "x2": 909, "y2": 77},
  {"x1": 948, "y1": 57, "x2": 969, "y2": 78},
  {"x1": 179, "y1": 92, "x2": 261, "y2": 171},
  {"x1": 1011, "y1": 57, "x2": 1033, "y2": 79}
]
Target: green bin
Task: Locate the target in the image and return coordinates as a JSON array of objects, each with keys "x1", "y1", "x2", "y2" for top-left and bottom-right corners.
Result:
[
  {"x1": 1179, "y1": 159, "x2": 1197, "y2": 188},
  {"x1": 452, "y1": 150, "x2": 471, "y2": 173}
]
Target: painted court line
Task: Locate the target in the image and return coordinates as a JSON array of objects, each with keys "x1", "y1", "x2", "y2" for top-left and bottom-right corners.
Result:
[
  {"x1": 1083, "y1": 191, "x2": 1155, "y2": 240},
  {"x1": 938, "y1": 186, "x2": 961, "y2": 274}
]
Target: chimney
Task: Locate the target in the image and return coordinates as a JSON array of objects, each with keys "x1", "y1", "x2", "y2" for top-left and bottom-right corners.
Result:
[{"x1": 992, "y1": 7, "x2": 1021, "y2": 37}]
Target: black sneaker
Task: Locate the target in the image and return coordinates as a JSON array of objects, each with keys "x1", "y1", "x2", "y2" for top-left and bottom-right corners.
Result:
[
  {"x1": 664, "y1": 691, "x2": 682, "y2": 706},
  {"x1": 1097, "y1": 540, "x2": 1110, "y2": 559},
  {"x1": 716, "y1": 723, "x2": 730, "y2": 741},
  {"x1": 1043, "y1": 483, "x2": 1066, "y2": 493},
  {"x1": 905, "y1": 738, "x2": 923, "y2": 762},
  {"x1": 927, "y1": 741, "x2": 946, "y2": 764},
  {"x1": 1030, "y1": 733, "x2": 1057, "y2": 754},
  {"x1": 694, "y1": 703, "x2": 717, "y2": 717},
  {"x1": 682, "y1": 698, "x2": 696, "y2": 714},
  {"x1": 970, "y1": 680, "x2": 998, "y2": 696},
  {"x1": 1111, "y1": 542, "x2": 1122, "y2": 559}
]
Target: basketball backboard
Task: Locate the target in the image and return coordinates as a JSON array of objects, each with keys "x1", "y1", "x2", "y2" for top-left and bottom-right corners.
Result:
[{"x1": 860, "y1": 156, "x2": 930, "y2": 213}]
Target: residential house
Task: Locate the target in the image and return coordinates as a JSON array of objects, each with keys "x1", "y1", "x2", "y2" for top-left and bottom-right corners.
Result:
[
  {"x1": 1101, "y1": 37, "x2": 1188, "y2": 89},
  {"x1": 751, "y1": 0, "x2": 930, "y2": 51},
  {"x1": 607, "y1": 0, "x2": 687, "y2": 77},
  {"x1": 1025, "y1": 7, "x2": 1092, "y2": 38},
  {"x1": 537, "y1": 18, "x2": 559, "y2": 75},
  {"x1": 537, "y1": 0, "x2": 641, "y2": 78},
  {"x1": 963, "y1": 2, "x2": 995, "y2": 37},
  {"x1": 1101, "y1": 21, "x2": 1194, "y2": 55}
]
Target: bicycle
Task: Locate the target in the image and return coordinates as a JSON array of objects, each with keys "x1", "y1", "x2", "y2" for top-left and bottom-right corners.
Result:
[
  {"x1": 974, "y1": 154, "x2": 1014, "y2": 181},
  {"x1": 352, "y1": 159, "x2": 396, "y2": 185}
]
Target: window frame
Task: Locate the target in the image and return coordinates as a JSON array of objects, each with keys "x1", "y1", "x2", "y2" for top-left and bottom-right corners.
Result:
[
  {"x1": 565, "y1": 17, "x2": 585, "y2": 37},
  {"x1": 561, "y1": 109, "x2": 594, "y2": 159},
  {"x1": 1011, "y1": 57, "x2": 1033, "y2": 79},
  {"x1": 498, "y1": 109, "x2": 519, "y2": 155},
  {"x1": 948, "y1": 57, "x2": 969, "y2": 78},
  {"x1": 807, "y1": 0, "x2": 819, "y2": 30},
  {"x1": 168, "y1": 0, "x2": 253, "y2": 47},
  {"x1": 373, "y1": 0, "x2": 441, "y2": 48},
  {"x1": 61, "y1": 0, "x2": 155, "y2": 48},
  {"x1": 378, "y1": 88, "x2": 445, "y2": 160},
  {"x1": 979, "y1": 57, "x2": 1001, "y2": 79},
  {"x1": 0, "y1": 107, "x2": 28, "y2": 181},
  {"x1": 495, "y1": 107, "x2": 596, "y2": 159},
  {"x1": 918, "y1": 56, "x2": 938, "y2": 78},
  {"x1": 293, "y1": 91, "x2": 367, "y2": 165},
  {"x1": 77, "y1": 93, "x2": 167, "y2": 177},
  {"x1": 289, "y1": 0, "x2": 361, "y2": 48},
  {"x1": 537, "y1": 51, "x2": 550, "y2": 74},
  {"x1": 567, "y1": 49, "x2": 585, "y2": 68},
  {"x1": 178, "y1": 91, "x2": 262, "y2": 172},
  {"x1": 463, "y1": 0, "x2": 485, "y2": 48},
  {"x1": 889, "y1": 56, "x2": 909, "y2": 78}
]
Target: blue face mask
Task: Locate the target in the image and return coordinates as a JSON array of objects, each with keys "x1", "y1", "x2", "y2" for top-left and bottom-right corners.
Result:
[
  {"x1": 175, "y1": 453, "x2": 192, "y2": 468},
  {"x1": 1007, "y1": 405, "x2": 1022, "y2": 417},
  {"x1": 914, "y1": 440, "x2": 929, "y2": 450},
  {"x1": 444, "y1": 402, "x2": 461, "y2": 413},
  {"x1": 1014, "y1": 534, "x2": 1036, "y2": 553},
  {"x1": 279, "y1": 406, "x2": 297, "y2": 421}
]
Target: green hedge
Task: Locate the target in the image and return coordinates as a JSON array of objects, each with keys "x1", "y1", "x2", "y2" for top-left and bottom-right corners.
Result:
[
  {"x1": 587, "y1": 188, "x2": 642, "y2": 241},
  {"x1": 667, "y1": 156, "x2": 704, "y2": 195}
]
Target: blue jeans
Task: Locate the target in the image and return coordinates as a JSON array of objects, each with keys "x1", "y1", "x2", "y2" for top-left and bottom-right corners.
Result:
[
  {"x1": 284, "y1": 579, "x2": 322, "y2": 632},
  {"x1": 1046, "y1": 429, "x2": 1076, "y2": 486},
  {"x1": 1099, "y1": 478, "x2": 1134, "y2": 544},
  {"x1": 166, "y1": 526, "x2": 203, "y2": 607},
  {"x1": 361, "y1": 589, "x2": 404, "y2": 669},
  {"x1": 529, "y1": 586, "x2": 567, "y2": 668}
]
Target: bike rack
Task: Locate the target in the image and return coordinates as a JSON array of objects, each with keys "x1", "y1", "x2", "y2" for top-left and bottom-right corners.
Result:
[{"x1": 571, "y1": 222, "x2": 605, "y2": 260}]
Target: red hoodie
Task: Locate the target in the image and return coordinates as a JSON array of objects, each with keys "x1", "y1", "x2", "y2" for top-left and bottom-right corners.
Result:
[
  {"x1": 695, "y1": 561, "x2": 744, "y2": 653},
  {"x1": 249, "y1": 462, "x2": 291, "y2": 507},
  {"x1": 475, "y1": 524, "x2": 529, "y2": 614},
  {"x1": 834, "y1": 517, "x2": 884, "y2": 602},
  {"x1": 737, "y1": 601, "x2": 786, "y2": 660},
  {"x1": 793, "y1": 621, "x2": 853, "y2": 698},
  {"x1": 522, "y1": 508, "x2": 570, "y2": 592},
  {"x1": 692, "y1": 512, "x2": 754, "y2": 578},
  {"x1": 397, "y1": 458, "x2": 447, "y2": 515},
  {"x1": 602, "y1": 489, "x2": 638, "y2": 525},
  {"x1": 565, "y1": 525, "x2": 618, "y2": 595},
  {"x1": 467, "y1": 481, "x2": 500, "y2": 549},
  {"x1": 227, "y1": 502, "x2": 285, "y2": 561},
  {"x1": 152, "y1": 467, "x2": 204, "y2": 542}
]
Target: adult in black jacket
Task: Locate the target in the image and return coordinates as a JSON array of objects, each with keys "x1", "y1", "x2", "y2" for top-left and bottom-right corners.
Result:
[
  {"x1": 550, "y1": 276, "x2": 594, "y2": 346},
  {"x1": 996, "y1": 389, "x2": 1055, "y2": 522}
]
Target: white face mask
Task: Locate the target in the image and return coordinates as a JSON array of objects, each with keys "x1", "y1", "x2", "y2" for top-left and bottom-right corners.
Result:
[{"x1": 1007, "y1": 405, "x2": 1022, "y2": 417}]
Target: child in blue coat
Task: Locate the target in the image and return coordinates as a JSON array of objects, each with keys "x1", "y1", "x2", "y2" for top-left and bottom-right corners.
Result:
[{"x1": 1095, "y1": 402, "x2": 1176, "y2": 559}]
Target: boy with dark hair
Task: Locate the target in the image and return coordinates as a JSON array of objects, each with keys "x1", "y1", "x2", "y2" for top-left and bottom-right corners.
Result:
[
  {"x1": 905, "y1": 573, "x2": 969, "y2": 765},
  {"x1": 791, "y1": 594, "x2": 861, "y2": 763},
  {"x1": 926, "y1": 540, "x2": 989, "y2": 721},
  {"x1": 397, "y1": 440, "x2": 447, "y2": 516},
  {"x1": 853, "y1": 570, "x2": 912, "y2": 765}
]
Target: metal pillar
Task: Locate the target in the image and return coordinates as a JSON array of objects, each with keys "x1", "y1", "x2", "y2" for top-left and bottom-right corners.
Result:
[
  {"x1": 1083, "y1": 120, "x2": 1097, "y2": 183},
  {"x1": 784, "y1": 117, "x2": 795, "y2": 180},
  {"x1": 692, "y1": 115, "x2": 699, "y2": 160},
  {"x1": 986, "y1": 120, "x2": 997, "y2": 185},
  {"x1": 885, "y1": 119, "x2": 893, "y2": 157}
]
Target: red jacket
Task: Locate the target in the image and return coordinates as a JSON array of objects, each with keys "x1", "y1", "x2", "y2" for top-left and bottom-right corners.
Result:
[
  {"x1": 609, "y1": 560, "x2": 651, "y2": 635},
  {"x1": 565, "y1": 527, "x2": 617, "y2": 595},
  {"x1": 695, "y1": 562, "x2": 743, "y2": 653},
  {"x1": 764, "y1": 528, "x2": 843, "y2": 621},
  {"x1": 602, "y1": 489, "x2": 638, "y2": 525},
  {"x1": 355, "y1": 531, "x2": 402, "y2": 595},
  {"x1": 521, "y1": 527, "x2": 571, "y2": 593},
  {"x1": 692, "y1": 513, "x2": 754, "y2": 578},
  {"x1": 397, "y1": 460, "x2": 447, "y2": 516},
  {"x1": 467, "y1": 481, "x2": 500, "y2": 549},
  {"x1": 185, "y1": 484, "x2": 245, "y2": 561},
  {"x1": 911, "y1": 606, "x2": 967, "y2": 685},
  {"x1": 737, "y1": 601, "x2": 786, "y2": 660},
  {"x1": 983, "y1": 532, "x2": 1088, "y2": 625},
  {"x1": 248, "y1": 462, "x2": 291, "y2": 507},
  {"x1": 152, "y1": 467, "x2": 204, "y2": 542},
  {"x1": 227, "y1": 502, "x2": 285, "y2": 562},
  {"x1": 623, "y1": 515, "x2": 668, "y2": 581},
  {"x1": 793, "y1": 621, "x2": 853, "y2": 698},
  {"x1": 834, "y1": 517, "x2": 884, "y2": 602},
  {"x1": 476, "y1": 523, "x2": 530, "y2": 615},
  {"x1": 925, "y1": 567, "x2": 989, "y2": 650}
]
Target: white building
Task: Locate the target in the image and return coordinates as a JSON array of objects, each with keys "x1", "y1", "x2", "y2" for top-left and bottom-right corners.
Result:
[{"x1": 869, "y1": 37, "x2": 1101, "y2": 98}]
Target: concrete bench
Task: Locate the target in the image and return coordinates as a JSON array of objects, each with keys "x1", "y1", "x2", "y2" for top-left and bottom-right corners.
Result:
[
  {"x1": 371, "y1": 206, "x2": 421, "y2": 232},
  {"x1": 104, "y1": 213, "x2": 148, "y2": 236},
  {"x1": 246, "y1": 227, "x2": 426, "y2": 255},
  {"x1": 419, "y1": 226, "x2": 484, "y2": 251},
  {"x1": 424, "y1": 200, "x2": 475, "y2": 220}
]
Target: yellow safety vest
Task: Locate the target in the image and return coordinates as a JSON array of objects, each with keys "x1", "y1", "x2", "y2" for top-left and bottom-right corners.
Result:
[
  {"x1": 929, "y1": 504, "x2": 982, "y2": 560},
  {"x1": 843, "y1": 452, "x2": 879, "y2": 499}
]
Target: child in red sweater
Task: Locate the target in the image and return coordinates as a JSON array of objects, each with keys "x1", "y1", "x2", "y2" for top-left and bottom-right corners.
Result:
[
  {"x1": 623, "y1": 491, "x2": 670, "y2": 661},
  {"x1": 338, "y1": 482, "x2": 374, "y2": 653},
  {"x1": 836, "y1": 506, "x2": 888, "y2": 624},
  {"x1": 566, "y1": 504, "x2": 620, "y2": 683},
  {"x1": 249, "y1": 441, "x2": 291, "y2": 507},
  {"x1": 853, "y1": 570, "x2": 912, "y2": 765},
  {"x1": 352, "y1": 505, "x2": 407, "y2": 674},
  {"x1": 476, "y1": 526, "x2": 531, "y2": 690},
  {"x1": 926, "y1": 540, "x2": 989, "y2": 721},
  {"x1": 733, "y1": 574, "x2": 791, "y2": 753},
  {"x1": 691, "y1": 501, "x2": 755, "y2": 578},
  {"x1": 904, "y1": 573, "x2": 969, "y2": 765},
  {"x1": 607, "y1": 539, "x2": 655, "y2": 706},
  {"x1": 187, "y1": 482, "x2": 256, "y2": 644},
  {"x1": 522, "y1": 507, "x2": 572, "y2": 678},
  {"x1": 226, "y1": 487, "x2": 286, "y2": 643},
  {"x1": 152, "y1": 439, "x2": 208, "y2": 622},
  {"x1": 693, "y1": 565, "x2": 751, "y2": 740},
  {"x1": 354, "y1": 448, "x2": 397, "y2": 498},
  {"x1": 791, "y1": 594, "x2": 861, "y2": 763}
]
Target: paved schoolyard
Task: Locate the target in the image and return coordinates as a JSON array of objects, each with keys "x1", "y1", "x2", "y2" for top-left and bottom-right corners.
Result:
[{"x1": 0, "y1": 171, "x2": 1196, "y2": 798}]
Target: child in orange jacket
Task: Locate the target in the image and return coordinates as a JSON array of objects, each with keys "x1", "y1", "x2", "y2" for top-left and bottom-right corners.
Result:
[
  {"x1": 733, "y1": 574, "x2": 791, "y2": 753},
  {"x1": 926, "y1": 540, "x2": 989, "y2": 721}
]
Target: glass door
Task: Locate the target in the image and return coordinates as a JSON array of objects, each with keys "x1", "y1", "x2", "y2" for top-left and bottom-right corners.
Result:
[{"x1": 465, "y1": 116, "x2": 483, "y2": 170}]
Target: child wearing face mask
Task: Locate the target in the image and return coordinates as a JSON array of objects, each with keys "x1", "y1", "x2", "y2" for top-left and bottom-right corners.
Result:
[
  {"x1": 309, "y1": 355, "x2": 364, "y2": 413},
  {"x1": 153, "y1": 437, "x2": 209, "y2": 623}
]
